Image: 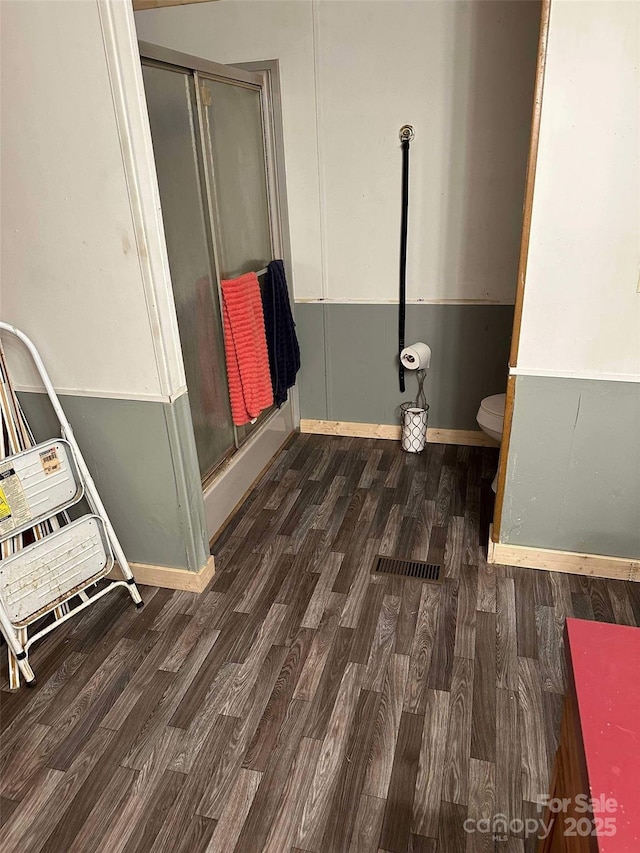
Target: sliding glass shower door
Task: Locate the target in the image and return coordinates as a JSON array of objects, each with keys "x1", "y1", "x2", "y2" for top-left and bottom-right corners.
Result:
[
  {"x1": 141, "y1": 51, "x2": 281, "y2": 482},
  {"x1": 198, "y1": 74, "x2": 276, "y2": 446},
  {"x1": 142, "y1": 63, "x2": 235, "y2": 480},
  {"x1": 200, "y1": 78, "x2": 272, "y2": 279}
]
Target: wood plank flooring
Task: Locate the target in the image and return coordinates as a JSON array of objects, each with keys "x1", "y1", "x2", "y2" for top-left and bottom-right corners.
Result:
[{"x1": 1, "y1": 433, "x2": 639, "y2": 852}]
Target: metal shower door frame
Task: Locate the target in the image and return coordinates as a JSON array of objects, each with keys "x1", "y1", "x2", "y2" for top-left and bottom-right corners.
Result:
[{"x1": 138, "y1": 43, "x2": 287, "y2": 477}]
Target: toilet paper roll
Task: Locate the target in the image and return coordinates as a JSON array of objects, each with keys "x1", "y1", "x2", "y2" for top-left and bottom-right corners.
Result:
[{"x1": 400, "y1": 342, "x2": 431, "y2": 370}]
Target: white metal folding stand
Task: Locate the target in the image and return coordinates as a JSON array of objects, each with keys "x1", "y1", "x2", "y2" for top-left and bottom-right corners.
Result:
[{"x1": 0, "y1": 322, "x2": 143, "y2": 689}]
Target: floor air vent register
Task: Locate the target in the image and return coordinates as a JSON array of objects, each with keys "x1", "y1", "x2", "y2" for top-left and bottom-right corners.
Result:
[{"x1": 372, "y1": 555, "x2": 442, "y2": 582}]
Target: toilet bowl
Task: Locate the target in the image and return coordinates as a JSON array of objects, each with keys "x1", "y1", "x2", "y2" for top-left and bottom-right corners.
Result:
[{"x1": 476, "y1": 393, "x2": 506, "y2": 491}]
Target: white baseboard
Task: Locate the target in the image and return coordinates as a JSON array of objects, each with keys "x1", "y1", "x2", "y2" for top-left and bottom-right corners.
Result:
[
  {"x1": 488, "y1": 530, "x2": 640, "y2": 582},
  {"x1": 111, "y1": 554, "x2": 216, "y2": 593},
  {"x1": 299, "y1": 419, "x2": 498, "y2": 447}
]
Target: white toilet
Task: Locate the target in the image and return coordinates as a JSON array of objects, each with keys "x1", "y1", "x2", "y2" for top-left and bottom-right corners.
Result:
[{"x1": 476, "y1": 393, "x2": 506, "y2": 492}]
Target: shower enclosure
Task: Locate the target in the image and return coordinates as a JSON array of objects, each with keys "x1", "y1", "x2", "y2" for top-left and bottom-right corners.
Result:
[{"x1": 140, "y1": 44, "x2": 295, "y2": 532}]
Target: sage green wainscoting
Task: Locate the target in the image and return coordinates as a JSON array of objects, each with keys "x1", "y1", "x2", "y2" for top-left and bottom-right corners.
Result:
[
  {"x1": 295, "y1": 302, "x2": 514, "y2": 429},
  {"x1": 502, "y1": 375, "x2": 640, "y2": 559},
  {"x1": 18, "y1": 391, "x2": 208, "y2": 571}
]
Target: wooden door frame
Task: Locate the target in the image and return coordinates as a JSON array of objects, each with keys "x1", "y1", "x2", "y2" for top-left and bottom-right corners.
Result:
[{"x1": 492, "y1": 0, "x2": 552, "y2": 542}]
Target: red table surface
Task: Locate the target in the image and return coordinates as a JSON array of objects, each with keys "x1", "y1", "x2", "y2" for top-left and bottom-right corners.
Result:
[{"x1": 566, "y1": 617, "x2": 640, "y2": 852}]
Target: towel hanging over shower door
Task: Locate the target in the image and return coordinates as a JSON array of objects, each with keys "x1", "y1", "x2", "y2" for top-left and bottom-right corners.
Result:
[
  {"x1": 220, "y1": 272, "x2": 274, "y2": 426},
  {"x1": 261, "y1": 260, "x2": 300, "y2": 407}
]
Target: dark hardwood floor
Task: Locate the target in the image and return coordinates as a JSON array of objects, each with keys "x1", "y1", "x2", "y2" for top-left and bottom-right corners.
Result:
[{"x1": 1, "y1": 433, "x2": 638, "y2": 853}]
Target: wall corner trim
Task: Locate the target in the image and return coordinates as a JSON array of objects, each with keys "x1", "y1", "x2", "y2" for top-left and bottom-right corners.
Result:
[
  {"x1": 299, "y1": 419, "x2": 499, "y2": 447},
  {"x1": 97, "y1": 0, "x2": 186, "y2": 397},
  {"x1": 487, "y1": 528, "x2": 640, "y2": 582},
  {"x1": 111, "y1": 554, "x2": 216, "y2": 592}
]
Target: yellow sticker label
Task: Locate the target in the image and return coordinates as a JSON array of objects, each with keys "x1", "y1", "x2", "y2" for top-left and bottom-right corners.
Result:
[{"x1": 0, "y1": 486, "x2": 11, "y2": 521}]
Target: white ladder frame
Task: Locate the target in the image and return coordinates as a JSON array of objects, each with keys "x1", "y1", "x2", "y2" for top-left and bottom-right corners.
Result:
[{"x1": 0, "y1": 322, "x2": 143, "y2": 688}]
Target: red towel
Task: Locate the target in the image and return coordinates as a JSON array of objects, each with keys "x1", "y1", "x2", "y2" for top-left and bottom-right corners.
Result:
[{"x1": 221, "y1": 272, "x2": 274, "y2": 426}]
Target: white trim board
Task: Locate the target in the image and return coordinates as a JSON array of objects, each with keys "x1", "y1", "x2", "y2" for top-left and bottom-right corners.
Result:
[
  {"x1": 509, "y1": 366, "x2": 640, "y2": 384},
  {"x1": 299, "y1": 419, "x2": 499, "y2": 447},
  {"x1": 13, "y1": 384, "x2": 189, "y2": 405},
  {"x1": 294, "y1": 298, "x2": 515, "y2": 306},
  {"x1": 97, "y1": 0, "x2": 186, "y2": 398},
  {"x1": 488, "y1": 531, "x2": 640, "y2": 582}
]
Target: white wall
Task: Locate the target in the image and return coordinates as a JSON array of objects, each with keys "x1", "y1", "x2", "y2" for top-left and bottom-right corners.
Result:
[
  {"x1": 135, "y1": 0, "x2": 540, "y2": 304},
  {"x1": 1, "y1": 0, "x2": 182, "y2": 400},
  {"x1": 515, "y1": 0, "x2": 640, "y2": 382}
]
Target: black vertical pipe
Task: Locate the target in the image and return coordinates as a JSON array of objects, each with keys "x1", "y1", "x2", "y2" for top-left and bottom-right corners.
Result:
[{"x1": 399, "y1": 137, "x2": 410, "y2": 393}]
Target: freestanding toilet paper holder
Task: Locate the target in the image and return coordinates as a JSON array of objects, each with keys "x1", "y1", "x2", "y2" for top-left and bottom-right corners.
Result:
[{"x1": 400, "y1": 368, "x2": 429, "y2": 453}]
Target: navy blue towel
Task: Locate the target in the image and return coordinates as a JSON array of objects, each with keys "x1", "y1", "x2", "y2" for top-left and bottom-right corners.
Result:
[{"x1": 261, "y1": 260, "x2": 300, "y2": 407}]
